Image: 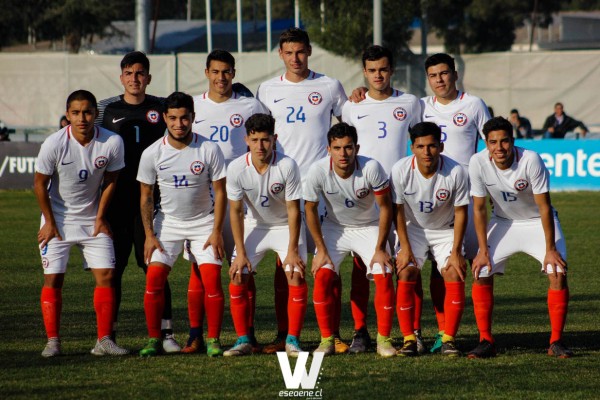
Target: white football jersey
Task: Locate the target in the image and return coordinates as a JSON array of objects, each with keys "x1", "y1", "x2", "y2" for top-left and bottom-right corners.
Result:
[
  {"x1": 257, "y1": 71, "x2": 347, "y2": 172},
  {"x1": 469, "y1": 147, "x2": 550, "y2": 221},
  {"x1": 421, "y1": 91, "x2": 490, "y2": 167},
  {"x1": 226, "y1": 151, "x2": 302, "y2": 226},
  {"x1": 303, "y1": 155, "x2": 389, "y2": 227},
  {"x1": 342, "y1": 89, "x2": 421, "y2": 175},
  {"x1": 391, "y1": 154, "x2": 469, "y2": 230},
  {"x1": 192, "y1": 92, "x2": 269, "y2": 165},
  {"x1": 35, "y1": 126, "x2": 125, "y2": 224},
  {"x1": 137, "y1": 133, "x2": 226, "y2": 221}
]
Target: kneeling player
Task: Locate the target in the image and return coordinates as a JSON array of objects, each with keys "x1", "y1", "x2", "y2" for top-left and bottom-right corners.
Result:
[
  {"x1": 391, "y1": 122, "x2": 468, "y2": 357},
  {"x1": 468, "y1": 117, "x2": 571, "y2": 358},
  {"x1": 137, "y1": 92, "x2": 227, "y2": 357},
  {"x1": 224, "y1": 113, "x2": 308, "y2": 357},
  {"x1": 34, "y1": 90, "x2": 128, "y2": 357},
  {"x1": 304, "y1": 123, "x2": 395, "y2": 357}
]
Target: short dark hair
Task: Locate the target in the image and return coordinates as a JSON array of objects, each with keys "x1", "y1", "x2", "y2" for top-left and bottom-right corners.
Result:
[
  {"x1": 362, "y1": 45, "x2": 394, "y2": 69},
  {"x1": 164, "y1": 92, "x2": 194, "y2": 114},
  {"x1": 327, "y1": 122, "x2": 358, "y2": 145},
  {"x1": 424, "y1": 53, "x2": 455, "y2": 72},
  {"x1": 66, "y1": 90, "x2": 97, "y2": 110},
  {"x1": 409, "y1": 122, "x2": 442, "y2": 144},
  {"x1": 482, "y1": 117, "x2": 513, "y2": 139},
  {"x1": 120, "y1": 51, "x2": 150, "y2": 71},
  {"x1": 279, "y1": 27, "x2": 311, "y2": 48},
  {"x1": 555, "y1": 102, "x2": 563, "y2": 108},
  {"x1": 245, "y1": 113, "x2": 275, "y2": 135},
  {"x1": 510, "y1": 109, "x2": 519, "y2": 115},
  {"x1": 206, "y1": 49, "x2": 235, "y2": 70}
]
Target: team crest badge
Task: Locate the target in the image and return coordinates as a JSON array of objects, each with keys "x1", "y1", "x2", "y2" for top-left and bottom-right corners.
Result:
[
  {"x1": 146, "y1": 110, "x2": 160, "y2": 124},
  {"x1": 270, "y1": 183, "x2": 285, "y2": 195},
  {"x1": 94, "y1": 156, "x2": 108, "y2": 169},
  {"x1": 308, "y1": 92, "x2": 323, "y2": 105},
  {"x1": 514, "y1": 179, "x2": 529, "y2": 191},
  {"x1": 355, "y1": 188, "x2": 370, "y2": 199},
  {"x1": 453, "y1": 113, "x2": 468, "y2": 126},
  {"x1": 393, "y1": 107, "x2": 407, "y2": 121},
  {"x1": 230, "y1": 114, "x2": 244, "y2": 127},
  {"x1": 436, "y1": 188, "x2": 450, "y2": 201},
  {"x1": 190, "y1": 161, "x2": 205, "y2": 175},
  {"x1": 42, "y1": 258, "x2": 49, "y2": 269}
]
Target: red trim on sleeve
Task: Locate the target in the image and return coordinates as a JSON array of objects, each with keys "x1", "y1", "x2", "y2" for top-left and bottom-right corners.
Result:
[
  {"x1": 411, "y1": 155, "x2": 416, "y2": 169},
  {"x1": 66, "y1": 125, "x2": 71, "y2": 139},
  {"x1": 374, "y1": 186, "x2": 391, "y2": 196},
  {"x1": 459, "y1": 91, "x2": 465, "y2": 100},
  {"x1": 162, "y1": 136, "x2": 167, "y2": 145}
]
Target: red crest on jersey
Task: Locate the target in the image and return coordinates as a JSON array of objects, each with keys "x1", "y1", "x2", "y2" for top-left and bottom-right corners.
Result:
[
  {"x1": 146, "y1": 110, "x2": 160, "y2": 124},
  {"x1": 230, "y1": 114, "x2": 244, "y2": 127},
  {"x1": 355, "y1": 188, "x2": 370, "y2": 199},
  {"x1": 42, "y1": 257, "x2": 49, "y2": 269},
  {"x1": 94, "y1": 156, "x2": 108, "y2": 169},
  {"x1": 190, "y1": 161, "x2": 205, "y2": 175},
  {"x1": 453, "y1": 113, "x2": 468, "y2": 126},
  {"x1": 270, "y1": 182, "x2": 285, "y2": 195},
  {"x1": 514, "y1": 179, "x2": 529, "y2": 191},
  {"x1": 308, "y1": 92, "x2": 323, "y2": 105},
  {"x1": 436, "y1": 188, "x2": 450, "y2": 201},
  {"x1": 393, "y1": 107, "x2": 407, "y2": 121}
]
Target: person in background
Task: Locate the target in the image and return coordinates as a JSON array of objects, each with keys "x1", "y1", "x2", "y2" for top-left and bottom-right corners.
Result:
[
  {"x1": 509, "y1": 109, "x2": 532, "y2": 139},
  {"x1": 543, "y1": 102, "x2": 587, "y2": 139}
]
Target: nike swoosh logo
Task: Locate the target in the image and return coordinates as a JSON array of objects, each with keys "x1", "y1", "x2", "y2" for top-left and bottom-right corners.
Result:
[
  {"x1": 242, "y1": 187, "x2": 253, "y2": 191},
  {"x1": 326, "y1": 191, "x2": 338, "y2": 195},
  {"x1": 292, "y1": 297, "x2": 305, "y2": 302},
  {"x1": 403, "y1": 191, "x2": 416, "y2": 195},
  {"x1": 424, "y1": 114, "x2": 434, "y2": 118},
  {"x1": 400, "y1": 306, "x2": 413, "y2": 311},
  {"x1": 112, "y1": 117, "x2": 125, "y2": 123},
  {"x1": 383, "y1": 306, "x2": 393, "y2": 310},
  {"x1": 207, "y1": 294, "x2": 220, "y2": 298},
  {"x1": 313, "y1": 300, "x2": 326, "y2": 305},
  {"x1": 61, "y1": 160, "x2": 74, "y2": 165},
  {"x1": 485, "y1": 183, "x2": 496, "y2": 186},
  {"x1": 357, "y1": 115, "x2": 368, "y2": 119},
  {"x1": 231, "y1": 295, "x2": 243, "y2": 299},
  {"x1": 194, "y1": 119, "x2": 206, "y2": 124},
  {"x1": 159, "y1": 165, "x2": 170, "y2": 170},
  {"x1": 274, "y1": 98, "x2": 285, "y2": 103},
  {"x1": 451, "y1": 301, "x2": 462, "y2": 304}
]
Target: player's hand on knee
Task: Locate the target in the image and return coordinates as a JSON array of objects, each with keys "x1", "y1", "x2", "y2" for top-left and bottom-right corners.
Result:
[
  {"x1": 471, "y1": 252, "x2": 490, "y2": 280},
  {"x1": 543, "y1": 249, "x2": 567, "y2": 277},
  {"x1": 311, "y1": 252, "x2": 332, "y2": 277},
  {"x1": 349, "y1": 86, "x2": 368, "y2": 103},
  {"x1": 204, "y1": 232, "x2": 225, "y2": 261},
  {"x1": 445, "y1": 252, "x2": 467, "y2": 281},
  {"x1": 395, "y1": 248, "x2": 416, "y2": 275},
  {"x1": 93, "y1": 216, "x2": 113, "y2": 238},
  {"x1": 38, "y1": 222, "x2": 62, "y2": 248},
  {"x1": 144, "y1": 235, "x2": 163, "y2": 265},
  {"x1": 229, "y1": 258, "x2": 250, "y2": 281},
  {"x1": 371, "y1": 249, "x2": 393, "y2": 277},
  {"x1": 283, "y1": 252, "x2": 306, "y2": 280}
]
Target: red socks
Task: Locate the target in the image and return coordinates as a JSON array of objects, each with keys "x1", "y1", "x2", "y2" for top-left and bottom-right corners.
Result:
[
  {"x1": 373, "y1": 274, "x2": 394, "y2": 337},
  {"x1": 351, "y1": 256, "x2": 370, "y2": 331},
  {"x1": 229, "y1": 282, "x2": 249, "y2": 337},
  {"x1": 274, "y1": 260, "x2": 289, "y2": 333},
  {"x1": 41, "y1": 287, "x2": 62, "y2": 339},
  {"x1": 94, "y1": 287, "x2": 115, "y2": 339},
  {"x1": 313, "y1": 268, "x2": 336, "y2": 338},
  {"x1": 472, "y1": 283, "x2": 494, "y2": 343},
  {"x1": 548, "y1": 288, "x2": 569, "y2": 343},
  {"x1": 396, "y1": 281, "x2": 416, "y2": 337},
  {"x1": 288, "y1": 283, "x2": 308, "y2": 338},
  {"x1": 144, "y1": 266, "x2": 170, "y2": 338},
  {"x1": 430, "y1": 273, "x2": 446, "y2": 332},
  {"x1": 187, "y1": 263, "x2": 205, "y2": 330},
  {"x1": 200, "y1": 263, "x2": 224, "y2": 338},
  {"x1": 443, "y1": 281, "x2": 465, "y2": 337}
]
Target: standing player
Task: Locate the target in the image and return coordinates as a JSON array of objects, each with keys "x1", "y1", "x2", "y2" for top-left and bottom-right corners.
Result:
[
  {"x1": 257, "y1": 27, "x2": 348, "y2": 353},
  {"x1": 97, "y1": 51, "x2": 180, "y2": 352},
  {"x1": 391, "y1": 122, "x2": 468, "y2": 357},
  {"x1": 304, "y1": 123, "x2": 395, "y2": 358},
  {"x1": 137, "y1": 92, "x2": 227, "y2": 357},
  {"x1": 180, "y1": 50, "x2": 269, "y2": 354},
  {"x1": 468, "y1": 117, "x2": 571, "y2": 359},
  {"x1": 342, "y1": 45, "x2": 420, "y2": 353},
  {"x1": 224, "y1": 113, "x2": 308, "y2": 357},
  {"x1": 34, "y1": 90, "x2": 128, "y2": 357}
]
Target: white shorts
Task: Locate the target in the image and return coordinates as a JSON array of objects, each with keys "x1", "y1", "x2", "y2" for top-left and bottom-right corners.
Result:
[
  {"x1": 231, "y1": 220, "x2": 308, "y2": 274},
  {"x1": 395, "y1": 224, "x2": 462, "y2": 273},
  {"x1": 183, "y1": 202, "x2": 235, "y2": 265},
  {"x1": 318, "y1": 222, "x2": 392, "y2": 280},
  {"x1": 477, "y1": 215, "x2": 567, "y2": 278},
  {"x1": 150, "y1": 213, "x2": 222, "y2": 268},
  {"x1": 39, "y1": 223, "x2": 115, "y2": 274}
]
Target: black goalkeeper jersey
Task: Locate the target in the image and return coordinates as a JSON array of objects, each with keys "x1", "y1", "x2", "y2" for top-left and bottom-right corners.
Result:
[{"x1": 98, "y1": 95, "x2": 166, "y2": 214}]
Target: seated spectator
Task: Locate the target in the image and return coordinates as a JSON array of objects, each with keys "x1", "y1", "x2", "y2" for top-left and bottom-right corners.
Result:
[
  {"x1": 543, "y1": 102, "x2": 588, "y2": 139},
  {"x1": 59, "y1": 115, "x2": 69, "y2": 129},
  {"x1": 0, "y1": 120, "x2": 9, "y2": 142},
  {"x1": 509, "y1": 109, "x2": 532, "y2": 139}
]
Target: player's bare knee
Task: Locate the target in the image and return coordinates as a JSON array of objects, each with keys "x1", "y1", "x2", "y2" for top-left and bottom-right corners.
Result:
[
  {"x1": 398, "y1": 266, "x2": 420, "y2": 281},
  {"x1": 91, "y1": 268, "x2": 114, "y2": 287},
  {"x1": 473, "y1": 276, "x2": 494, "y2": 286},
  {"x1": 441, "y1": 267, "x2": 461, "y2": 282},
  {"x1": 286, "y1": 273, "x2": 305, "y2": 286},
  {"x1": 43, "y1": 273, "x2": 65, "y2": 288},
  {"x1": 548, "y1": 273, "x2": 567, "y2": 290}
]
